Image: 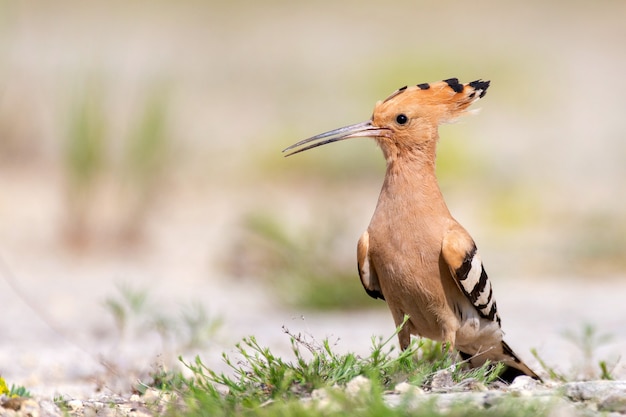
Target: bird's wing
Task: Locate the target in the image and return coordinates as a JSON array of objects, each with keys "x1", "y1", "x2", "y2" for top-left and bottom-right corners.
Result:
[
  {"x1": 443, "y1": 226, "x2": 542, "y2": 382},
  {"x1": 441, "y1": 225, "x2": 500, "y2": 325},
  {"x1": 357, "y1": 231, "x2": 385, "y2": 300}
]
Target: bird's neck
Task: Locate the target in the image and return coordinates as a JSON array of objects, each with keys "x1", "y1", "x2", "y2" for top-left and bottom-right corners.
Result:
[{"x1": 378, "y1": 142, "x2": 450, "y2": 214}]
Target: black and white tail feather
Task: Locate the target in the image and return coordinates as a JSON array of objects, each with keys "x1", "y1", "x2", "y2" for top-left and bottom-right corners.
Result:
[{"x1": 447, "y1": 240, "x2": 541, "y2": 383}]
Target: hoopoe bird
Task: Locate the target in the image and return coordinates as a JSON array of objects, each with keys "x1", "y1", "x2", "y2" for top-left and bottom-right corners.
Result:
[{"x1": 283, "y1": 78, "x2": 540, "y2": 383}]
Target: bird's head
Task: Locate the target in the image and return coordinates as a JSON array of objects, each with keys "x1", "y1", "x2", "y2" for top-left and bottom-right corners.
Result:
[{"x1": 283, "y1": 78, "x2": 489, "y2": 161}]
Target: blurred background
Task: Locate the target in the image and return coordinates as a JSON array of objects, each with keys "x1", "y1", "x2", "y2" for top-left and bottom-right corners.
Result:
[{"x1": 0, "y1": 0, "x2": 625, "y2": 396}]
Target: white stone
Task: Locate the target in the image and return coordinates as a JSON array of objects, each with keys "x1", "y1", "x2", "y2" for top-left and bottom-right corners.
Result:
[
  {"x1": 509, "y1": 375, "x2": 539, "y2": 392},
  {"x1": 430, "y1": 370, "x2": 454, "y2": 389},
  {"x1": 310, "y1": 388, "x2": 328, "y2": 401},
  {"x1": 345, "y1": 376, "x2": 370, "y2": 397},
  {"x1": 394, "y1": 382, "x2": 424, "y2": 396},
  {"x1": 65, "y1": 400, "x2": 83, "y2": 412},
  {"x1": 18, "y1": 399, "x2": 40, "y2": 417}
]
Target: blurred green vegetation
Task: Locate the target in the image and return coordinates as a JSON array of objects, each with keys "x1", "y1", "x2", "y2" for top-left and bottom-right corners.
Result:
[
  {"x1": 532, "y1": 322, "x2": 618, "y2": 382},
  {"x1": 65, "y1": 82, "x2": 107, "y2": 191},
  {"x1": 120, "y1": 82, "x2": 172, "y2": 243},
  {"x1": 104, "y1": 283, "x2": 222, "y2": 355},
  {"x1": 124, "y1": 83, "x2": 170, "y2": 186},
  {"x1": 484, "y1": 183, "x2": 543, "y2": 230},
  {"x1": 226, "y1": 212, "x2": 381, "y2": 310},
  {"x1": 61, "y1": 78, "x2": 172, "y2": 248},
  {"x1": 435, "y1": 128, "x2": 490, "y2": 185},
  {"x1": 563, "y1": 213, "x2": 626, "y2": 274},
  {"x1": 562, "y1": 323, "x2": 616, "y2": 380},
  {"x1": 63, "y1": 80, "x2": 108, "y2": 247}
]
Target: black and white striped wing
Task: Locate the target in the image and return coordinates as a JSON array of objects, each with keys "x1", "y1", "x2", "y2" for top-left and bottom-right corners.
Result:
[{"x1": 442, "y1": 229, "x2": 501, "y2": 325}]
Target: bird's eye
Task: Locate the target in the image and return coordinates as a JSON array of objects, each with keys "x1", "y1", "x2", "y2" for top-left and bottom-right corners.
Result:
[{"x1": 396, "y1": 114, "x2": 408, "y2": 125}]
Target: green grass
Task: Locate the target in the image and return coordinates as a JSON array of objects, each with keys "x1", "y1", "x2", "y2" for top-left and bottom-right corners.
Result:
[
  {"x1": 101, "y1": 302, "x2": 624, "y2": 417},
  {"x1": 188, "y1": 318, "x2": 427, "y2": 405},
  {"x1": 134, "y1": 320, "x2": 625, "y2": 417},
  {"x1": 136, "y1": 317, "x2": 547, "y2": 417},
  {"x1": 167, "y1": 319, "x2": 616, "y2": 417}
]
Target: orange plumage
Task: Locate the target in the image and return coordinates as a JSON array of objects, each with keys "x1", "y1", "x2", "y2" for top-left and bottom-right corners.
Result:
[{"x1": 284, "y1": 78, "x2": 540, "y2": 383}]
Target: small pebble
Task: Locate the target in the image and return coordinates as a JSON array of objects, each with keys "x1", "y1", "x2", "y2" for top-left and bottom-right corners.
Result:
[
  {"x1": 142, "y1": 389, "x2": 160, "y2": 402},
  {"x1": 509, "y1": 375, "x2": 539, "y2": 392},
  {"x1": 345, "y1": 376, "x2": 370, "y2": 397},
  {"x1": 65, "y1": 400, "x2": 83, "y2": 412},
  {"x1": 430, "y1": 370, "x2": 453, "y2": 389},
  {"x1": 310, "y1": 388, "x2": 327, "y2": 401},
  {"x1": 394, "y1": 382, "x2": 424, "y2": 396},
  {"x1": 310, "y1": 388, "x2": 339, "y2": 412},
  {"x1": 2, "y1": 398, "x2": 27, "y2": 411},
  {"x1": 83, "y1": 405, "x2": 97, "y2": 417},
  {"x1": 16, "y1": 399, "x2": 40, "y2": 417}
]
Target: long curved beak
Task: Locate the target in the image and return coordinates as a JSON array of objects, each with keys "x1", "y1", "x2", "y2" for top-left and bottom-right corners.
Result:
[{"x1": 282, "y1": 120, "x2": 388, "y2": 157}]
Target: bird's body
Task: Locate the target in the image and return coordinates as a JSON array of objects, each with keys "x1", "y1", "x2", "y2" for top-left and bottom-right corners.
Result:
[{"x1": 284, "y1": 78, "x2": 539, "y2": 382}]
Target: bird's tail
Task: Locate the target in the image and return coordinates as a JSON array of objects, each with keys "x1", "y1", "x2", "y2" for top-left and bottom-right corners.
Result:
[
  {"x1": 498, "y1": 340, "x2": 541, "y2": 383},
  {"x1": 459, "y1": 340, "x2": 541, "y2": 384},
  {"x1": 500, "y1": 340, "x2": 541, "y2": 384}
]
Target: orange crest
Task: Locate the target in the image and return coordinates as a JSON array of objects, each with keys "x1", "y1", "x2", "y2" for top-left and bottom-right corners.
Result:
[{"x1": 374, "y1": 78, "x2": 490, "y2": 127}]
